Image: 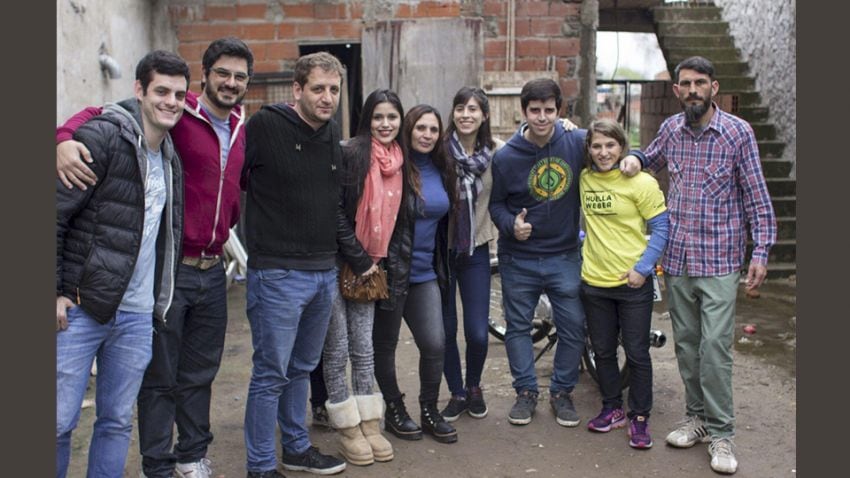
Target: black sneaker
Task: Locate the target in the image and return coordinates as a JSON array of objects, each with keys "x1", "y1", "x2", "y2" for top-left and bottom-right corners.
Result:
[
  {"x1": 508, "y1": 390, "x2": 538, "y2": 425},
  {"x1": 440, "y1": 395, "x2": 468, "y2": 422},
  {"x1": 246, "y1": 470, "x2": 285, "y2": 478},
  {"x1": 467, "y1": 386, "x2": 488, "y2": 418},
  {"x1": 280, "y1": 446, "x2": 345, "y2": 475},
  {"x1": 549, "y1": 391, "x2": 580, "y2": 427}
]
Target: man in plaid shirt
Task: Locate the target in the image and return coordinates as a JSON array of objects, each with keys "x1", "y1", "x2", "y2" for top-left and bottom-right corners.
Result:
[{"x1": 628, "y1": 56, "x2": 777, "y2": 474}]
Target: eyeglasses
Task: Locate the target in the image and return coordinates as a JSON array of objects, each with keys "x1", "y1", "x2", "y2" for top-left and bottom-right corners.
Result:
[{"x1": 211, "y1": 67, "x2": 249, "y2": 83}]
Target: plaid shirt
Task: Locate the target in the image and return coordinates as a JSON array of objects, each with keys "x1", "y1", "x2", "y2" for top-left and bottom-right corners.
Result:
[{"x1": 642, "y1": 104, "x2": 776, "y2": 277}]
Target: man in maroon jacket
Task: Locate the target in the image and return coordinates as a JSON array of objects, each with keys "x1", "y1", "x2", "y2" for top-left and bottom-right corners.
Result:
[{"x1": 56, "y1": 38, "x2": 253, "y2": 478}]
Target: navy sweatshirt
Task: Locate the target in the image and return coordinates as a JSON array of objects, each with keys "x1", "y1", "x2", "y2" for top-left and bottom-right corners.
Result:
[{"x1": 489, "y1": 122, "x2": 587, "y2": 258}]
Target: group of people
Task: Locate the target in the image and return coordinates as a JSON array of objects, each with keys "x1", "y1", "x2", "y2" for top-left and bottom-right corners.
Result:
[{"x1": 55, "y1": 35, "x2": 776, "y2": 478}]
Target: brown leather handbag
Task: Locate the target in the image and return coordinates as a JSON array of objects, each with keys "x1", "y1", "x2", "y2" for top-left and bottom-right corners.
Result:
[{"x1": 338, "y1": 262, "x2": 389, "y2": 302}]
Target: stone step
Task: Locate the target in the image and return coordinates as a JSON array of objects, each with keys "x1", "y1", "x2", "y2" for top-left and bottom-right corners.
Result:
[
  {"x1": 748, "y1": 239, "x2": 796, "y2": 264},
  {"x1": 665, "y1": 46, "x2": 742, "y2": 63},
  {"x1": 765, "y1": 262, "x2": 796, "y2": 279},
  {"x1": 710, "y1": 61, "x2": 751, "y2": 77},
  {"x1": 758, "y1": 141, "x2": 786, "y2": 159},
  {"x1": 751, "y1": 122, "x2": 777, "y2": 141},
  {"x1": 770, "y1": 196, "x2": 796, "y2": 217},
  {"x1": 653, "y1": 6, "x2": 724, "y2": 22},
  {"x1": 656, "y1": 21, "x2": 729, "y2": 36},
  {"x1": 659, "y1": 34, "x2": 735, "y2": 49},
  {"x1": 775, "y1": 217, "x2": 797, "y2": 241},
  {"x1": 766, "y1": 178, "x2": 796, "y2": 197},
  {"x1": 761, "y1": 158, "x2": 793, "y2": 178},
  {"x1": 735, "y1": 106, "x2": 769, "y2": 123}
]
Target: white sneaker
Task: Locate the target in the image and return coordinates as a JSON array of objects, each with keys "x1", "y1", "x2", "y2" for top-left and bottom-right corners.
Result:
[
  {"x1": 665, "y1": 415, "x2": 711, "y2": 448},
  {"x1": 176, "y1": 458, "x2": 212, "y2": 478},
  {"x1": 709, "y1": 437, "x2": 738, "y2": 474}
]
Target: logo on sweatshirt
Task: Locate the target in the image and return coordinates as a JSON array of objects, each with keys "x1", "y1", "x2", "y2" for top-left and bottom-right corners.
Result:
[{"x1": 528, "y1": 157, "x2": 571, "y2": 201}]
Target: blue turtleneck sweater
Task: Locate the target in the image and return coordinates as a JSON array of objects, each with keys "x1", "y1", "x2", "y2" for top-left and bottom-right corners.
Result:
[{"x1": 409, "y1": 150, "x2": 450, "y2": 284}]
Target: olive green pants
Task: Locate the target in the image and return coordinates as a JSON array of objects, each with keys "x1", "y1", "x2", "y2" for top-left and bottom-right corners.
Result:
[{"x1": 667, "y1": 272, "x2": 739, "y2": 438}]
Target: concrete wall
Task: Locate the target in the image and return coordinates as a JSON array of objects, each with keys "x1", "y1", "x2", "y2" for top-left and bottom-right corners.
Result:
[
  {"x1": 57, "y1": 0, "x2": 161, "y2": 124},
  {"x1": 714, "y1": 0, "x2": 796, "y2": 174}
]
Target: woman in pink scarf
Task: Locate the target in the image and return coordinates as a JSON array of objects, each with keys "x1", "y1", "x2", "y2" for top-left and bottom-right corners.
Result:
[{"x1": 322, "y1": 89, "x2": 406, "y2": 466}]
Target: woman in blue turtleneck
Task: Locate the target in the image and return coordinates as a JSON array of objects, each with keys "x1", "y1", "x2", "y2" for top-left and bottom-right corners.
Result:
[{"x1": 372, "y1": 104, "x2": 459, "y2": 444}]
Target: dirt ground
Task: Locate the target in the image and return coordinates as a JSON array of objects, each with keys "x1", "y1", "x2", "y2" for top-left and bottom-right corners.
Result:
[{"x1": 69, "y1": 278, "x2": 796, "y2": 478}]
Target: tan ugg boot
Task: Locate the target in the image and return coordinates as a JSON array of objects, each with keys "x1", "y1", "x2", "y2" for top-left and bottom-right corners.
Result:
[
  {"x1": 355, "y1": 394, "x2": 394, "y2": 462},
  {"x1": 326, "y1": 396, "x2": 374, "y2": 466}
]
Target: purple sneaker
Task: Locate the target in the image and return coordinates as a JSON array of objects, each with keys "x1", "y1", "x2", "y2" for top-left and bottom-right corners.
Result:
[
  {"x1": 629, "y1": 415, "x2": 653, "y2": 449},
  {"x1": 587, "y1": 407, "x2": 626, "y2": 433}
]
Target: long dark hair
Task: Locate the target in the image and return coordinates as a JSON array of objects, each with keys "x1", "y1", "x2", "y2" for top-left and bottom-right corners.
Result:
[
  {"x1": 403, "y1": 104, "x2": 458, "y2": 211},
  {"x1": 340, "y1": 88, "x2": 406, "y2": 216},
  {"x1": 443, "y1": 86, "x2": 495, "y2": 152}
]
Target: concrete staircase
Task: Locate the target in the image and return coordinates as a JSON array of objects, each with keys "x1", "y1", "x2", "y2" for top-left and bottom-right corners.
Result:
[{"x1": 652, "y1": 2, "x2": 796, "y2": 279}]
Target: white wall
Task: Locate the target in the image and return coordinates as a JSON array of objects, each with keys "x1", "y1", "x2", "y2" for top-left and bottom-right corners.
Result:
[
  {"x1": 56, "y1": 0, "x2": 155, "y2": 124},
  {"x1": 714, "y1": 0, "x2": 796, "y2": 174}
]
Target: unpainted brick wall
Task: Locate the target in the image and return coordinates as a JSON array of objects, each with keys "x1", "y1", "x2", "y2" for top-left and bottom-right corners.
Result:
[{"x1": 168, "y1": 0, "x2": 584, "y2": 111}]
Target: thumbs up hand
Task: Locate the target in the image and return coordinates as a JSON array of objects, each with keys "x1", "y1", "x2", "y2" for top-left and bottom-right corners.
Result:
[{"x1": 514, "y1": 208, "x2": 532, "y2": 241}]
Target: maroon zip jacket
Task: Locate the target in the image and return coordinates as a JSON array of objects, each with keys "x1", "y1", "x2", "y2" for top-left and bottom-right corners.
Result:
[{"x1": 56, "y1": 91, "x2": 247, "y2": 258}]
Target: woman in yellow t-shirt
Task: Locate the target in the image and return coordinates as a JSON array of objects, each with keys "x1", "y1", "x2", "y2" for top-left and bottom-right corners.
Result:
[{"x1": 580, "y1": 119, "x2": 669, "y2": 449}]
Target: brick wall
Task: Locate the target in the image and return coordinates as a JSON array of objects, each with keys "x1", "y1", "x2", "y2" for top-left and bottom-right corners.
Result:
[
  {"x1": 167, "y1": 0, "x2": 585, "y2": 111},
  {"x1": 481, "y1": 0, "x2": 584, "y2": 115}
]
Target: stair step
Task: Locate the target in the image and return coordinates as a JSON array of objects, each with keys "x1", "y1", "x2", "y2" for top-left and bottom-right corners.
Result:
[
  {"x1": 775, "y1": 217, "x2": 796, "y2": 241},
  {"x1": 770, "y1": 197, "x2": 796, "y2": 217},
  {"x1": 751, "y1": 122, "x2": 777, "y2": 141},
  {"x1": 656, "y1": 21, "x2": 729, "y2": 36},
  {"x1": 758, "y1": 141, "x2": 786, "y2": 159},
  {"x1": 735, "y1": 106, "x2": 769, "y2": 123},
  {"x1": 653, "y1": 6, "x2": 724, "y2": 22},
  {"x1": 748, "y1": 239, "x2": 796, "y2": 264},
  {"x1": 761, "y1": 159, "x2": 793, "y2": 178},
  {"x1": 658, "y1": 34, "x2": 734, "y2": 49},
  {"x1": 711, "y1": 61, "x2": 751, "y2": 77},
  {"x1": 765, "y1": 262, "x2": 796, "y2": 279},
  {"x1": 665, "y1": 46, "x2": 742, "y2": 63},
  {"x1": 766, "y1": 178, "x2": 796, "y2": 197}
]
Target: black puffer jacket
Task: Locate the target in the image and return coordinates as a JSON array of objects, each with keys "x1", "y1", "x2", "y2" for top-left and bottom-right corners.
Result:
[{"x1": 56, "y1": 99, "x2": 183, "y2": 324}]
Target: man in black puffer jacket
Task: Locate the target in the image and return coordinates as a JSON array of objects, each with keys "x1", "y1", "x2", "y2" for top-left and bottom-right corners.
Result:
[{"x1": 55, "y1": 50, "x2": 187, "y2": 478}]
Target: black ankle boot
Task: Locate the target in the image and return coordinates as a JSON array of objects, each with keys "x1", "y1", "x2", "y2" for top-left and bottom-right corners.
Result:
[
  {"x1": 420, "y1": 401, "x2": 458, "y2": 444},
  {"x1": 385, "y1": 394, "x2": 423, "y2": 440}
]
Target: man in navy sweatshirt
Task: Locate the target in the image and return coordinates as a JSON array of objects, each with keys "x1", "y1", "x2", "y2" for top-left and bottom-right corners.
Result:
[{"x1": 489, "y1": 78, "x2": 641, "y2": 428}]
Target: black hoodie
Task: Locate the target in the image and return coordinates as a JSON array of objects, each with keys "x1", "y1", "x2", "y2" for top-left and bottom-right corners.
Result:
[{"x1": 241, "y1": 103, "x2": 343, "y2": 270}]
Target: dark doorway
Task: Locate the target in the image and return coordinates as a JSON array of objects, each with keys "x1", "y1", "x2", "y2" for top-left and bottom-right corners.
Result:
[{"x1": 300, "y1": 43, "x2": 362, "y2": 138}]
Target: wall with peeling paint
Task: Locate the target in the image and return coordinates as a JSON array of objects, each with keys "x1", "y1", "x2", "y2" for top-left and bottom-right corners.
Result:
[{"x1": 57, "y1": 0, "x2": 162, "y2": 123}]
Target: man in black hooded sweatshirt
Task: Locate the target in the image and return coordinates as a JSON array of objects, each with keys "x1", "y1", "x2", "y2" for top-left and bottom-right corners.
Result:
[{"x1": 239, "y1": 52, "x2": 349, "y2": 477}]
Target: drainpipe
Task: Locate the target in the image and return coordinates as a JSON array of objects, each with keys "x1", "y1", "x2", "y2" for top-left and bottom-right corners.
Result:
[{"x1": 577, "y1": 0, "x2": 598, "y2": 126}]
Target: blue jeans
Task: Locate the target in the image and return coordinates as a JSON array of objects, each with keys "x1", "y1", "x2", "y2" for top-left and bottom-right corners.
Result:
[
  {"x1": 56, "y1": 306, "x2": 153, "y2": 478},
  {"x1": 442, "y1": 244, "x2": 491, "y2": 396},
  {"x1": 499, "y1": 250, "x2": 585, "y2": 394},
  {"x1": 243, "y1": 267, "x2": 337, "y2": 473},
  {"x1": 138, "y1": 262, "x2": 228, "y2": 478}
]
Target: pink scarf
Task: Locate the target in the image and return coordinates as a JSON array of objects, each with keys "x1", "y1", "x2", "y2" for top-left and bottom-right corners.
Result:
[{"x1": 355, "y1": 137, "x2": 404, "y2": 261}]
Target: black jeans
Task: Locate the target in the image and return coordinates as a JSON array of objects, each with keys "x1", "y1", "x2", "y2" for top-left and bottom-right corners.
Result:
[
  {"x1": 373, "y1": 280, "x2": 446, "y2": 404},
  {"x1": 580, "y1": 280, "x2": 654, "y2": 418},
  {"x1": 138, "y1": 262, "x2": 228, "y2": 477}
]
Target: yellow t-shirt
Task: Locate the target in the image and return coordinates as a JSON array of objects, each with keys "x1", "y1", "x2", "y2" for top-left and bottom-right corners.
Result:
[{"x1": 580, "y1": 169, "x2": 667, "y2": 287}]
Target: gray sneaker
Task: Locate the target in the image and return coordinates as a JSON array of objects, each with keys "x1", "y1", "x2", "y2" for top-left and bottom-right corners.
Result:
[
  {"x1": 709, "y1": 437, "x2": 738, "y2": 474},
  {"x1": 665, "y1": 415, "x2": 711, "y2": 448},
  {"x1": 549, "y1": 391, "x2": 580, "y2": 427},
  {"x1": 176, "y1": 458, "x2": 211, "y2": 478},
  {"x1": 508, "y1": 390, "x2": 538, "y2": 425}
]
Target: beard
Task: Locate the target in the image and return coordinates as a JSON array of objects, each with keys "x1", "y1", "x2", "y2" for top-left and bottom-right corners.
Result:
[
  {"x1": 204, "y1": 81, "x2": 245, "y2": 110},
  {"x1": 681, "y1": 94, "x2": 711, "y2": 125}
]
